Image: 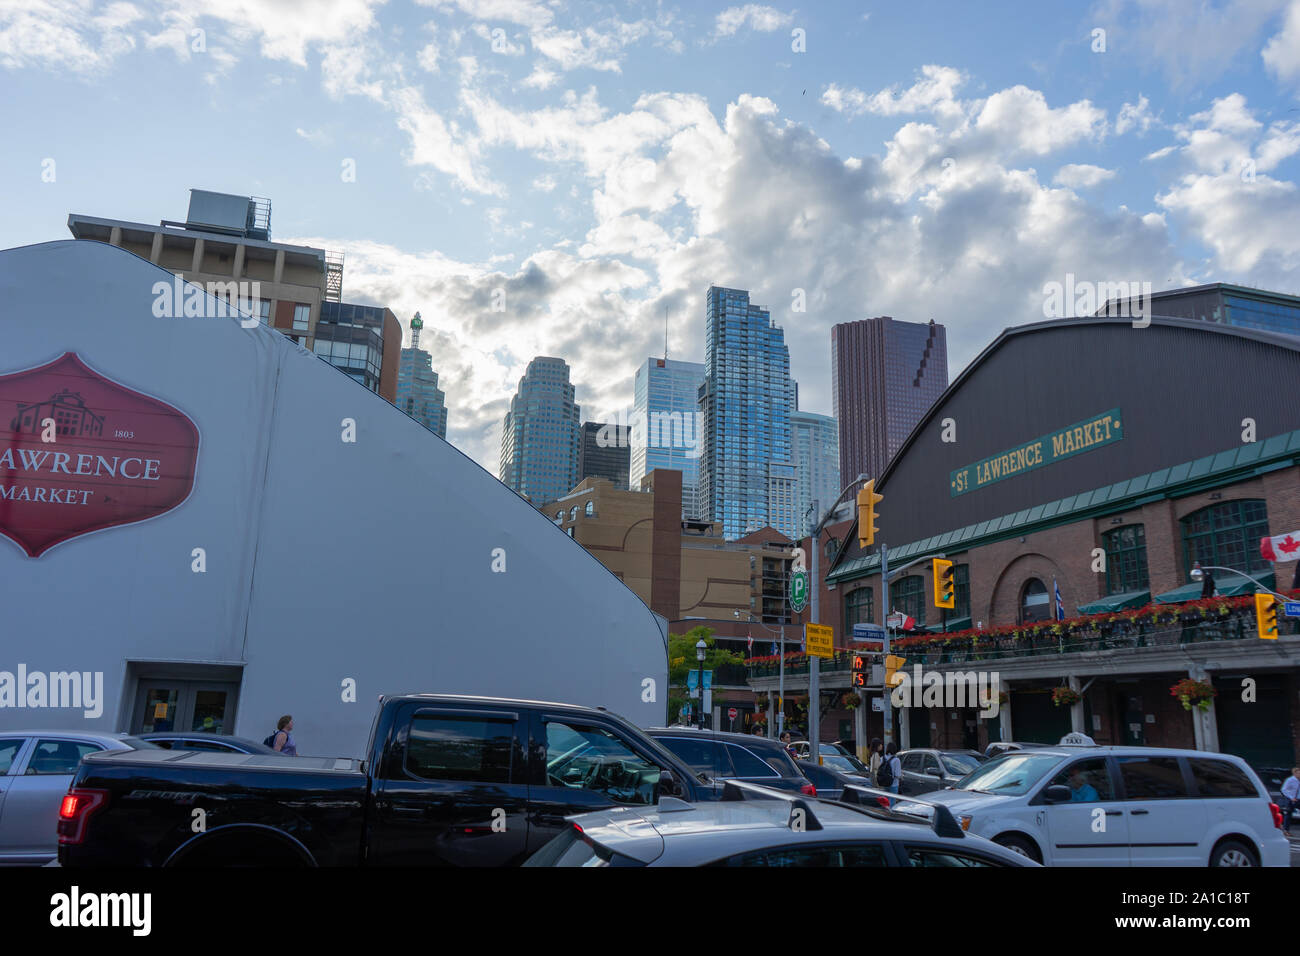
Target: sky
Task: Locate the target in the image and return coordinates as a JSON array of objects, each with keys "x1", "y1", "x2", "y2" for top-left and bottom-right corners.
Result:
[{"x1": 2, "y1": 0, "x2": 1299, "y2": 473}]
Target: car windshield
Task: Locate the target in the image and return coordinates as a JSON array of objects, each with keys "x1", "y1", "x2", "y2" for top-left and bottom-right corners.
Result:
[
  {"x1": 941, "y1": 752, "x2": 982, "y2": 775},
  {"x1": 953, "y1": 753, "x2": 1061, "y2": 795},
  {"x1": 821, "y1": 754, "x2": 863, "y2": 774}
]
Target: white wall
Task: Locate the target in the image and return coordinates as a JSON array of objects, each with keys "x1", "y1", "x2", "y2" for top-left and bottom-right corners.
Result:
[{"x1": 0, "y1": 240, "x2": 668, "y2": 755}]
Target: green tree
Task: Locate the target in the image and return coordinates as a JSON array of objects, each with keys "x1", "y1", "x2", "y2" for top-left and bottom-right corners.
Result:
[{"x1": 668, "y1": 626, "x2": 744, "y2": 685}]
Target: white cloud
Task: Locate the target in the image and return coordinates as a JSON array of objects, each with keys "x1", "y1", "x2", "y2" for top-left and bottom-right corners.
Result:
[
  {"x1": 714, "y1": 4, "x2": 793, "y2": 36},
  {"x1": 0, "y1": 0, "x2": 140, "y2": 72},
  {"x1": 1263, "y1": 0, "x2": 1300, "y2": 84},
  {"x1": 1053, "y1": 164, "x2": 1117, "y2": 188},
  {"x1": 1089, "y1": 0, "x2": 1291, "y2": 88},
  {"x1": 418, "y1": 41, "x2": 440, "y2": 72},
  {"x1": 822, "y1": 66, "x2": 967, "y2": 124},
  {"x1": 1116, "y1": 95, "x2": 1156, "y2": 135},
  {"x1": 423, "y1": 0, "x2": 553, "y2": 30},
  {"x1": 1155, "y1": 93, "x2": 1300, "y2": 279},
  {"x1": 390, "y1": 86, "x2": 500, "y2": 195},
  {"x1": 521, "y1": 62, "x2": 558, "y2": 88}
]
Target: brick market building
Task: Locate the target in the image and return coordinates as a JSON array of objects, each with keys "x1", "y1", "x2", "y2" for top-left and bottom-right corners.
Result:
[{"x1": 812, "y1": 315, "x2": 1300, "y2": 767}]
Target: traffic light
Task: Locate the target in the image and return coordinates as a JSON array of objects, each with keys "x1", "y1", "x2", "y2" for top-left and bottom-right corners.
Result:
[
  {"x1": 1255, "y1": 592, "x2": 1279, "y2": 640},
  {"x1": 933, "y1": 558, "x2": 955, "y2": 609},
  {"x1": 851, "y1": 654, "x2": 869, "y2": 688},
  {"x1": 883, "y1": 654, "x2": 906, "y2": 688},
  {"x1": 857, "y1": 479, "x2": 883, "y2": 548}
]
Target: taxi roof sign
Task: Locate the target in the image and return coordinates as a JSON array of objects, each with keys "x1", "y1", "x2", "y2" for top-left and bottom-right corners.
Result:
[{"x1": 1058, "y1": 732, "x2": 1096, "y2": 746}]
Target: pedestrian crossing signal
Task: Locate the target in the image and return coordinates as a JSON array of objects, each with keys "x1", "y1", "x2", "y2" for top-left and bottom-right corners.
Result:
[
  {"x1": 851, "y1": 654, "x2": 869, "y2": 688},
  {"x1": 933, "y1": 558, "x2": 955, "y2": 609},
  {"x1": 1255, "y1": 592, "x2": 1279, "y2": 639}
]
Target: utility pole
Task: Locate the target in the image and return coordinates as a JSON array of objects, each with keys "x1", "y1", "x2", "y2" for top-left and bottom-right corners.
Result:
[
  {"x1": 881, "y1": 542, "x2": 893, "y2": 748},
  {"x1": 808, "y1": 498, "x2": 820, "y2": 758}
]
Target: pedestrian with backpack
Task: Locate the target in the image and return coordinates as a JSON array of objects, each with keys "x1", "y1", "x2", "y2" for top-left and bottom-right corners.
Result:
[
  {"x1": 877, "y1": 741, "x2": 901, "y2": 794},
  {"x1": 264, "y1": 715, "x2": 297, "y2": 755}
]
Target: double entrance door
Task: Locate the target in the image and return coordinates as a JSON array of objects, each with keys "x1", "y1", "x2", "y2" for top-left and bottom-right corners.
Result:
[{"x1": 131, "y1": 679, "x2": 240, "y2": 735}]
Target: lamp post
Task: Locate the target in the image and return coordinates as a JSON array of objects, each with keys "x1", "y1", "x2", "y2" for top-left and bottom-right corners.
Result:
[
  {"x1": 695, "y1": 638, "x2": 708, "y2": 729},
  {"x1": 737, "y1": 609, "x2": 787, "y2": 737},
  {"x1": 1189, "y1": 562, "x2": 1286, "y2": 599},
  {"x1": 805, "y1": 475, "x2": 870, "y2": 759}
]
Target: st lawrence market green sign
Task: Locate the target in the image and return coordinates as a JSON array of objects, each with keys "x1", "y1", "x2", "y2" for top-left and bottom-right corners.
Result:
[{"x1": 950, "y1": 408, "x2": 1123, "y2": 497}]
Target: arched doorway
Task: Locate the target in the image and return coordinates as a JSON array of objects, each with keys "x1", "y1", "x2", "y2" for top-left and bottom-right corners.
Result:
[{"x1": 1020, "y1": 578, "x2": 1050, "y2": 623}]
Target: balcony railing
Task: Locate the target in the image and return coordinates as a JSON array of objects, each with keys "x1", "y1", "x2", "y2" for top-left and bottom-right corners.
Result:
[{"x1": 892, "y1": 606, "x2": 1295, "y2": 666}]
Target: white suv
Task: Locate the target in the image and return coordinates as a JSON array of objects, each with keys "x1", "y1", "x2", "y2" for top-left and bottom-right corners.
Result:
[{"x1": 901, "y1": 741, "x2": 1289, "y2": 866}]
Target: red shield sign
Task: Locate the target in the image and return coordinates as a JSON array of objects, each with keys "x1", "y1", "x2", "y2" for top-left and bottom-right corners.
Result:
[{"x1": 0, "y1": 353, "x2": 199, "y2": 557}]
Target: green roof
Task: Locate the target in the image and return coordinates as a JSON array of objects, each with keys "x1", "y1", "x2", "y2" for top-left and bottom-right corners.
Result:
[
  {"x1": 828, "y1": 428, "x2": 1300, "y2": 584},
  {"x1": 1076, "y1": 590, "x2": 1150, "y2": 615}
]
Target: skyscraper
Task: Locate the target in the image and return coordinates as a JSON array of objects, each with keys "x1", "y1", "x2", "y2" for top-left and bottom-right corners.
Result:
[
  {"x1": 578, "y1": 422, "x2": 630, "y2": 488},
  {"x1": 698, "y1": 286, "x2": 798, "y2": 540},
  {"x1": 832, "y1": 316, "x2": 947, "y2": 483},
  {"x1": 500, "y1": 357, "x2": 581, "y2": 504},
  {"x1": 396, "y1": 348, "x2": 448, "y2": 439},
  {"x1": 629, "y1": 357, "x2": 706, "y2": 517},
  {"x1": 791, "y1": 410, "x2": 840, "y2": 528}
]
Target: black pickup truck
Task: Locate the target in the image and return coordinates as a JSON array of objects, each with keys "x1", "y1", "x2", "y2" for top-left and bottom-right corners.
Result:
[{"x1": 58, "y1": 694, "x2": 712, "y2": 867}]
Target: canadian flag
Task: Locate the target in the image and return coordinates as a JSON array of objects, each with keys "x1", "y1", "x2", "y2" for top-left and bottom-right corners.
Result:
[
  {"x1": 747, "y1": 633, "x2": 753, "y2": 652},
  {"x1": 901, "y1": 614, "x2": 917, "y2": 631},
  {"x1": 1260, "y1": 531, "x2": 1300, "y2": 563}
]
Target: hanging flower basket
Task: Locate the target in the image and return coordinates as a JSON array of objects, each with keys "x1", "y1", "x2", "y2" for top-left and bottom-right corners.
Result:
[
  {"x1": 840, "y1": 692, "x2": 860, "y2": 710},
  {"x1": 1170, "y1": 678, "x2": 1216, "y2": 712},
  {"x1": 1051, "y1": 686, "x2": 1081, "y2": 708}
]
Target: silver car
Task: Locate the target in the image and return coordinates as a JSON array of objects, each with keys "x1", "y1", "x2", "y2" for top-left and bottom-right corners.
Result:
[
  {"x1": 0, "y1": 731, "x2": 156, "y2": 865},
  {"x1": 524, "y1": 781, "x2": 1039, "y2": 867}
]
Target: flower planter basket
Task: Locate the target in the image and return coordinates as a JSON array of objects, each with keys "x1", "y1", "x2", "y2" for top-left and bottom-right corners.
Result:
[
  {"x1": 1170, "y1": 678, "x2": 1216, "y2": 712},
  {"x1": 1051, "y1": 686, "x2": 1081, "y2": 708}
]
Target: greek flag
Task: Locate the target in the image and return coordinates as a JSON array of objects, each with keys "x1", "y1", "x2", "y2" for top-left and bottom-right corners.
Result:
[{"x1": 1054, "y1": 578, "x2": 1065, "y2": 620}]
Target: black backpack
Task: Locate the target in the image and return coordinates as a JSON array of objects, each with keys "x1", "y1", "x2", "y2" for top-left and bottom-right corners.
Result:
[
  {"x1": 264, "y1": 730, "x2": 282, "y2": 749},
  {"x1": 876, "y1": 755, "x2": 895, "y2": 788}
]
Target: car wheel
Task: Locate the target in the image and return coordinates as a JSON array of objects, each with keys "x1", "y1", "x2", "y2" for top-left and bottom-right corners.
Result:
[
  {"x1": 1210, "y1": 839, "x2": 1258, "y2": 867},
  {"x1": 994, "y1": 834, "x2": 1042, "y2": 864}
]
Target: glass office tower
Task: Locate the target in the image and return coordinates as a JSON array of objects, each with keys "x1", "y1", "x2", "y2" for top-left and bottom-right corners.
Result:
[
  {"x1": 500, "y1": 356, "x2": 581, "y2": 505},
  {"x1": 792, "y1": 410, "x2": 840, "y2": 528},
  {"x1": 629, "y1": 357, "x2": 706, "y2": 516},
  {"x1": 698, "y1": 287, "x2": 798, "y2": 540}
]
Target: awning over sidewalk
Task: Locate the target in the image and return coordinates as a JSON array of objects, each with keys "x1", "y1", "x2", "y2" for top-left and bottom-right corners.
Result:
[
  {"x1": 1077, "y1": 590, "x2": 1150, "y2": 615},
  {"x1": 1153, "y1": 571, "x2": 1275, "y2": 604},
  {"x1": 924, "y1": 616, "x2": 973, "y2": 634}
]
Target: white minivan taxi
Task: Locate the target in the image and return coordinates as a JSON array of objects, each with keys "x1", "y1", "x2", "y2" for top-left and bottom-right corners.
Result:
[{"x1": 897, "y1": 736, "x2": 1290, "y2": 867}]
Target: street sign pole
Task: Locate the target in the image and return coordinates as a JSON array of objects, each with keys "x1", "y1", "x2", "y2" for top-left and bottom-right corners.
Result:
[
  {"x1": 880, "y1": 541, "x2": 893, "y2": 748},
  {"x1": 809, "y1": 497, "x2": 820, "y2": 758}
]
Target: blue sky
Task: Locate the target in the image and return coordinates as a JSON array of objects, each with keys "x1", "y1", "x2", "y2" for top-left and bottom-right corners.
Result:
[{"x1": 2, "y1": 0, "x2": 1299, "y2": 470}]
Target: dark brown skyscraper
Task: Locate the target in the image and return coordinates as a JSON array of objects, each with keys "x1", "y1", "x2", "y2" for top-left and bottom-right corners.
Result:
[
  {"x1": 578, "y1": 421, "x2": 630, "y2": 489},
  {"x1": 832, "y1": 316, "x2": 948, "y2": 482}
]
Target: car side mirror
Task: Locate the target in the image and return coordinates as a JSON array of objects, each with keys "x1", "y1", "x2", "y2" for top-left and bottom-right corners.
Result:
[
  {"x1": 658, "y1": 769, "x2": 682, "y2": 797},
  {"x1": 1043, "y1": 784, "x2": 1071, "y2": 803}
]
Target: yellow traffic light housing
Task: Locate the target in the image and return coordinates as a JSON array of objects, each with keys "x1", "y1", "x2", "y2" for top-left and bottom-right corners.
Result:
[
  {"x1": 933, "y1": 558, "x2": 955, "y2": 609},
  {"x1": 857, "y1": 479, "x2": 883, "y2": 548},
  {"x1": 883, "y1": 654, "x2": 906, "y2": 687},
  {"x1": 1255, "y1": 592, "x2": 1279, "y2": 640}
]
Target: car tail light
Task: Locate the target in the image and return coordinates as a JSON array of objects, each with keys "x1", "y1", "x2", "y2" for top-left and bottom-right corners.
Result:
[
  {"x1": 57, "y1": 788, "x2": 107, "y2": 845},
  {"x1": 1269, "y1": 802, "x2": 1284, "y2": 830},
  {"x1": 800, "y1": 782, "x2": 817, "y2": 796}
]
